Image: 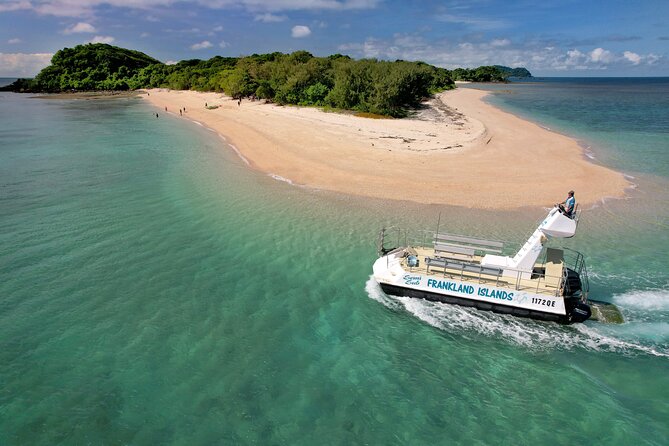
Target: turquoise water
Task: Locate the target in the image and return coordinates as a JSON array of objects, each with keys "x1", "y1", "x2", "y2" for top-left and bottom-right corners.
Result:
[
  {"x1": 1, "y1": 84, "x2": 668, "y2": 445},
  {"x1": 472, "y1": 78, "x2": 669, "y2": 177}
]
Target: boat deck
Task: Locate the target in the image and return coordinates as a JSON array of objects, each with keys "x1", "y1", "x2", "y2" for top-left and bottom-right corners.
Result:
[{"x1": 400, "y1": 247, "x2": 563, "y2": 297}]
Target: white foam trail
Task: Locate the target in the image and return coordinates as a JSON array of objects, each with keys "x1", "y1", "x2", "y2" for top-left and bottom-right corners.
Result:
[
  {"x1": 364, "y1": 276, "x2": 403, "y2": 310},
  {"x1": 228, "y1": 144, "x2": 250, "y2": 165},
  {"x1": 613, "y1": 289, "x2": 669, "y2": 311},
  {"x1": 192, "y1": 120, "x2": 204, "y2": 127},
  {"x1": 365, "y1": 277, "x2": 669, "y2": 357},
  {"x1": 269, "y1": 174, "x2": 294, "y2": 185},
  {"x1": 218, "y1": 134, "x2": 228, "y2": 142}
]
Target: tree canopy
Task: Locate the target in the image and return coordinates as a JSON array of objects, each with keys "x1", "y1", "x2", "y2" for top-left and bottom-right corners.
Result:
[
  {"x1": 2, "y1": 43, "x2": 530, "y2": 117},
  {"x1": 32, "y1": 43, "x2": 160, "y2": 92},
  {"x1": 494, "y1": 65, "x2": 532, "y2": 78}
]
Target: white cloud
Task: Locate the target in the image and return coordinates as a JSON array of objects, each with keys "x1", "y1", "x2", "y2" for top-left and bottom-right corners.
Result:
[
  {"x1": 140, "y1": 32, "x2": 149, "y2": 38},
  {"x1": 90, "y1": 35, "x2": 115, "y2": 44},
  {"x1": 255, "y1": 13, "x2": 287, "y2": 22},
  {"x1": 8, "y1": 38, "x2": 22, "y2": 44},
  {"x1": 34, "y1": 1, "x2": 95, "y2": 17},
  {"x1": 393, "y1": 34, "x2": 424, "y2": 48},
  {"x1": 434, "y1": 13, "x2": 509, "y2": 30},
  {"x1": 0, "y1": 1, "x2": 31, "y2": 13},
  {"x1": 645, "y1": 53, "x2": 660, "y2": 65},
  {"x1": 291, "y1": 25, "x2": 311, "y2": 38},
  {"x1": 237, "y1": 0, "x2": 380, "y2": 12},
  {"x1": 565, "y1": 49, "x2": 586, "y2": 66},
  {"x1": 337, "y1": 35, "x2": 667, "y2": 74},
  {"x1": 623, "y1": 51, "x2": 641, "y2": 65},
  {"x1": 63, "y1": 22, "x2": 96, "y2": 34},
  {"x1": 0, "y1": 52, "x2": 53, "y2": 77},
  {"x1": 213, "y1": 25, "x2": 224, "y2": 31},
  {"x1": 165, "y1": 60, "x2": 178, "y2": 65},
  {"x1": 219, "y1": 40, "x2": 229, "y2": 48},
  {"x1": 3, "y1": 0, "x2": 380, "y2": 18},
  {"x1": 589, "y1": 47, "x2": 613, "y2": 63},
  {"x1": 190, "y1": 40, "x2": 213, "y2": 50},
  {"x1": 491, "y1": 38, "x2": 510, "y2": 47}
]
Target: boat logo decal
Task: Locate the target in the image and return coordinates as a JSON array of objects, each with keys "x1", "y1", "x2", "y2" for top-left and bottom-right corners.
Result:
[{"x1": 402, "y1": 274, "x2": 421, "y2": 286}]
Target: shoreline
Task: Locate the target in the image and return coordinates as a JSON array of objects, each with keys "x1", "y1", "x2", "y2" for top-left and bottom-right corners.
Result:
[
  {"x1": 142, "y1": 87, "x2": 630, "y2": 209},
  {"x1": 32, "y1": 90, "x2": 143, "y2": 100}
]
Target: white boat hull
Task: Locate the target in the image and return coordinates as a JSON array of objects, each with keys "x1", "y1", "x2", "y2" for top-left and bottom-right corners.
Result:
[{"x1": 373, "y1": 254, "x2": 590, "y2": 324}]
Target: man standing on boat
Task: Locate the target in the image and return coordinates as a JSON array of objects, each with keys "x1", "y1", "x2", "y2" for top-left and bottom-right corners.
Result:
[{"x1": 558, "y1": 190, "x2": 576, "y2": 217}]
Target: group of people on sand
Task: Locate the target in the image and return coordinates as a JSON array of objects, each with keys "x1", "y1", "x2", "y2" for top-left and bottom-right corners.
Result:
[
  {"x1": 155, "y1": 106, "x2": 186, "y2": 118},
  {"x1": 203, "y1": 98, "x2": 242, "y2": 108}
]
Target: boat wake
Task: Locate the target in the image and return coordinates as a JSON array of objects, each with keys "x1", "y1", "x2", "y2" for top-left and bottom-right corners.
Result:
[
  {"x1": 613, "y1": 288, "x2": 669, "y2": 311},
  {"x1": 365, "y1": 277, "x2": 669, "y2": 357}
]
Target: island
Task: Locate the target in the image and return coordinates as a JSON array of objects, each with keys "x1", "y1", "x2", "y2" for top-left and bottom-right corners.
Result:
[{"x1": 3, "y1": 43, "x2": 628, "y2": 208}]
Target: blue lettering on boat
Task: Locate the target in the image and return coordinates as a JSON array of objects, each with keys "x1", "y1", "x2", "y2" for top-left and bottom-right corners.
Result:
[
  {"x1": 426, "y1": 279, "x2": 474, "y2": 295},
  {"x1": 478, "y1": 287, "x2": 513, "y2": 301}
]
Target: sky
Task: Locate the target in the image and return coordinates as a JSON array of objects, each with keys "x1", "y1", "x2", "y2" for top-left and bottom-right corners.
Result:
[{"x1": 0, "y1": 0, "x2": 668, "y2": 77}]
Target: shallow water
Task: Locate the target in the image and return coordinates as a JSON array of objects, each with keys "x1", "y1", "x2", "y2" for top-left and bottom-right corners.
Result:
[{"x1": 1, "y1": 84, "x2": 668, "y2": 445}]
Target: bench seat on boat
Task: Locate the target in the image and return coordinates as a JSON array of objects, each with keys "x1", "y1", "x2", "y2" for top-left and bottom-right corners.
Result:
[
  {"x1": 425, "y1": 257, "x2": 503, "y2": 278},
  {"x1": 433, "y1": 242, "x2": 476, "y2": 260},
  {"x1": 433, "y1": 233, "x2": 504, "y2": 262}
]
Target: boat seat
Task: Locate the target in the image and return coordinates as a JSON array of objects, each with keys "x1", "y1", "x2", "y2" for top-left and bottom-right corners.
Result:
[
  {"x1": 434, "y1": 242, "x2": 476, "y2": 261},
  {"x1": 426, "y1": 257, "x2": 503, "y2": 278},
  {"x1": 544, "y1": 248, "x2": 564, "y2": 288},
  {"x1": 434, "y1": 233, "x2": 504, "y2": 255}
]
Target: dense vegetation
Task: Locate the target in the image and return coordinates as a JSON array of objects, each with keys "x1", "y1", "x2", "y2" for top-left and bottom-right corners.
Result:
[
  {"x1": 494, "y1": 65, "x2": 532, "y2": 78},
  {"x1": 32, "y1": 44, "x2": 160, "y2": 91},
  {"x1": 3, "y1": 43, "x2": 529, "y2": 117},
  {"x1": 126, "y1": 51, "x2": 456, "y2": 116}
]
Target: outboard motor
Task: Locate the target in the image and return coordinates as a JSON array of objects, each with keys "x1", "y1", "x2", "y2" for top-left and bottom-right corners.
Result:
[{"x1": 569, "y1": 302, "x2": 592, "y2": 323}]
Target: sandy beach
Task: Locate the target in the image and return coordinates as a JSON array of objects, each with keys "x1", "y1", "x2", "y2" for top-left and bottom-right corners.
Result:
[{"x1": 143, "y1": 87, "x2": 630, "y2": 209}]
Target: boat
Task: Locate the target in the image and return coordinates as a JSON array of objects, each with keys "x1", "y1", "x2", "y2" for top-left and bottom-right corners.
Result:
[{"x1": 372, "y1": 206, "x2": 594, "y2": 324}]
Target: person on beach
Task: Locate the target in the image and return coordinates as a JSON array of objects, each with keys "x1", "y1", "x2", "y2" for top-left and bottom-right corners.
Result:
[
  {"x1": 558, "y1": 190, "x2": 576, "y2": 217},
  {"x1": 179, "y1": 109, "x2": 182, "y2": 116}
]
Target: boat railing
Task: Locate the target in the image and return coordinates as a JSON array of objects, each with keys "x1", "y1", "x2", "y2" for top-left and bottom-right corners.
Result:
[
  {"x1": 561, "y1": 247, "x2": 589, "y2": 302},
  {"x1": 378, "y1": 227, "x2": 504, "y2": 257},
  {"x1": 378, "y1": 227, "x2": 435, "y2": 256},
  {"x1": 378, "y1": 227, "x2": 589, "y2": 299},
  {"x1": 421, "y1": 258, "x2": 568, "y2": 297}
]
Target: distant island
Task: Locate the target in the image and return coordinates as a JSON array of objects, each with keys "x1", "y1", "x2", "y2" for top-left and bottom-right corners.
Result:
[
  {"x1": 493, "y1": 65, "x2": 532, "y2": 78},
  {"x1": 2, "y1": 43, "x2": 531, "y2": 118}
]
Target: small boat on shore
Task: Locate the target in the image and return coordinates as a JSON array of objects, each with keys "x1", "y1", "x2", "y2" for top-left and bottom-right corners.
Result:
[{"x1": 373, "y1": 207, "x2": 597, "y2": 324}]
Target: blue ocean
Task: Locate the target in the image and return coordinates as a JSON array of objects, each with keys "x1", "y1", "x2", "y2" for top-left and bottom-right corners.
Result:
[{"x1": 1, "y1": 78, "x2": 668, "y2": 445}]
